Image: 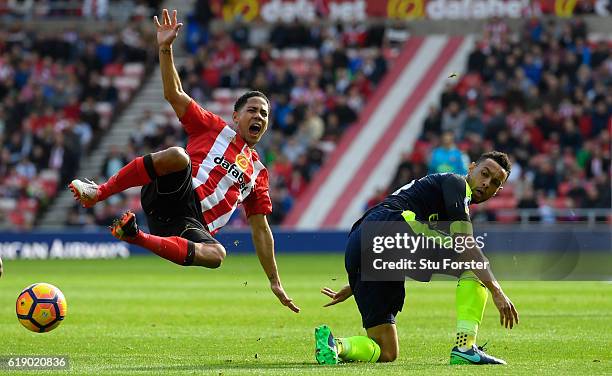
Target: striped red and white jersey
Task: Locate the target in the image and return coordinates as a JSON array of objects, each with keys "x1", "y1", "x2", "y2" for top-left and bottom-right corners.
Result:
[{"x1": 179, "y1": 100, "x2": 272, "y2": 233}]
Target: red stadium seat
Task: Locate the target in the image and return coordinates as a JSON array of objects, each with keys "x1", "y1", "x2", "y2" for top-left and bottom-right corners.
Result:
[
  {"x1": 103, "y1": 63, "x2": 124, "y2": 77},
  {"x1": 498, "y1": 183, "x2": 514, "y2": 197},
  {"x1": 553, "y1": 197, "x2": 571, "y2": 209},
  {"x1": 485, "y1": 197, "x2": 517, "y2": 210}
]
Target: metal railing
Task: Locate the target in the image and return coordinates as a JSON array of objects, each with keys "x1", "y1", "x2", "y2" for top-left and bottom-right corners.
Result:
[{"x1": 486, "y1": 208, "x2": 611, "y2": 225}]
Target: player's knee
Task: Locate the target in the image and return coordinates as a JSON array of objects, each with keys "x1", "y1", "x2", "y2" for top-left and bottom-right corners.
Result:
[
  {"x1": 166, "y1": 147, "x2": 190, "y2": 170},
  {"x1": 376, "y1": 341, "x2": 399, "y2": 363},
  {"x1": 211, "y1": 244, "x2": 226, "y2": 268},
  {"x1": 201, "y1": 244, "x2": 226, "y2": 268},
  {"x1": 153, "y1": 147, "x2": 189, "y2": 175}
]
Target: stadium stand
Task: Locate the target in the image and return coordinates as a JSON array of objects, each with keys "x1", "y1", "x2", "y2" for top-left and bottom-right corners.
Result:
[
  {"x1": 380, "y1": 17, "x2": 611, "y2": 223},
  {"x1": 0, "y1": 0, "x2": 162, "y2": 20},
  {"x1": 0, "y1": 14, "x2": 156, "y2": 229},
  {"x1": 3, "y1": 3, "x2": 609, "y2": 230}
]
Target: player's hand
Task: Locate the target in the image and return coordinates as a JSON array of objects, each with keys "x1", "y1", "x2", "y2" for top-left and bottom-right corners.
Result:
[
  {"x1": 154, "y1": 9, "x2": 183, "y2": 47},
  {"x1": 321, "y1": 284, "x2": 352, "y2": 307},
  {"x1": 270, "y1": 282, "x2": 300, "y2": 313},
  {"x1": 492, "y1": 290, "x2": 519, "y2": 329}
]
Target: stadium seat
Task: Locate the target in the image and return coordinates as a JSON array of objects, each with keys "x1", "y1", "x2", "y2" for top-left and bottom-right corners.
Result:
[
  {"x1": 103, "y1": 63, "x2": 124, "y2": 77},
  {"x1": 123, "y1": 63, "x2": 145, "y2": 78}
]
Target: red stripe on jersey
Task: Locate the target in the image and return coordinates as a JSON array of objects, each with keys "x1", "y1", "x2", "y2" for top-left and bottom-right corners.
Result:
[
  {"x1": 187, "y1": 135, "x2": 216, "y2": 177},
  {"x1": 194, "y1": 184, "x2": 208, "y2": 205},
  {"x1": 195, "y1": 140, "x2": 253, "y2": 205},
  {"x1": 203, "y1": 188, "x2": 240, "y2": 226},
  {"x1": 243, "y1": 163, "x2": 272, "y2": 217}
]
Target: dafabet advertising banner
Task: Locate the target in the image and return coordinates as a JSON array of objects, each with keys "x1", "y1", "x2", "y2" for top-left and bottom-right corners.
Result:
[{"x1": 212, "y1": 0, "x2": 611, "y2": 22}]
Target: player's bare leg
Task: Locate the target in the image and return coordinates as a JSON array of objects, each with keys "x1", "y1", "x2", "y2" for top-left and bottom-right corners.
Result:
[
  {"x1": 366, "y1": 323, "x2": 399, "y2": 362},
  {"x1": 149, "y1": 146, "x2": 190, "y2": 176},
  {"x1": 110, "y1": 211, "x2": 227, "y2": 269},
  {"x1": 69, "y1": 146, "x2": 189, "y2": 208},
  {"x1": 191, "y1": 242, "x2": 226, "y2": 268}
]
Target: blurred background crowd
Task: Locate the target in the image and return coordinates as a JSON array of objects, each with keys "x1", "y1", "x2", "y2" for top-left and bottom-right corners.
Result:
[
  {"x1": 0, "y1": 2, "x2": 158, "y2": 228},
  {"x1": 0, "y1": 1, "x2": 609, "y2": 230},
  {"x1": 381, "y1": 17, "x2": 611, "y2": 222}
]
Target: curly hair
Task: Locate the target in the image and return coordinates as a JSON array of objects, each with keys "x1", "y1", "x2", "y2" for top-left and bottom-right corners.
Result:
[{"x1": 477, "y1": 151, "x2": 511, "y2": 179}]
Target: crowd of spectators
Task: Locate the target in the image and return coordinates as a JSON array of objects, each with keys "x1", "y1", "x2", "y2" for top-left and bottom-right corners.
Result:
[
  {"x1": 57, "y1": 15, "x2": 611, "y2": 228},
  {"x1": 0, "y1": 23, "x2": 155, "y2": 229},
  {"x1": 0, "y1": 0, "x2": 162, "y2": 21},
  {"x1": 73, "y1": 20, "x2": 399, "y2": 228},
  {"x1": 379, "y1": 17, "x2": 611, "y2": 222}
]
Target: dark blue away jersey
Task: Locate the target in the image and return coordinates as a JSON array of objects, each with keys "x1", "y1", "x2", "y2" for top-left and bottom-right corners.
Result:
[{"x1": 379, "y1": 173, "x2": 472, "y2": 223}]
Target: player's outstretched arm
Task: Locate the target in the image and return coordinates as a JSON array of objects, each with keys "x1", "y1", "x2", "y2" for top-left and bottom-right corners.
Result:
[
  {"x1": 154, "y1": 9, "x2": 191, "y2": 118},
  {"x1": 459, "y1": 242, "x2": 519, "y2": 329},
  {"x1": 248, "y1": 214, "x2": 300, "y2": 313}
]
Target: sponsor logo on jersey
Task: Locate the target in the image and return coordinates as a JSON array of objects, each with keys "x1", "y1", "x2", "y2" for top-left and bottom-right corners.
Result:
[
  {"x1": 464, "y1": 196, "x2": 471, "y2": 214},
  {"x1": 235, "y1": 153, "x2": 249, "y2": 172},
  {"x1": 214, "y1": 155, "x2": 251, "y2": 194},
  {"x1": 428, "y1": 213, "x2": 439, "y2": 229}
]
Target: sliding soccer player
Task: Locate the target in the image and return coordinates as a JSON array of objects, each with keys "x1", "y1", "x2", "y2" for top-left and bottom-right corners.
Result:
[{"x1": 316, "y1": 151, "x2": 518, "y2": 364}]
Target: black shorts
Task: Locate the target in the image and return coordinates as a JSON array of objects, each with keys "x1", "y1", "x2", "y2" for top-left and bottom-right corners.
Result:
[
  {"x1": 140, "y1": 164, "x2": 218, "y2": 245},
  {"x1": 345, "y1": 205, "x2": 463, "y2": 329}
]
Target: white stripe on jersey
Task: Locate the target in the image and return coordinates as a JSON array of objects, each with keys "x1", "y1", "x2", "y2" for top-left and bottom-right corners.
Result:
[
  {"x1": 244, "y1": 159, "x2": 265, "y2": 202},
  {"x1": 200, "y1": 143, "x2": 249, "y2": 210},
  {"x1": 200, "y1": 185, "x2": 231, "y2": 212},
  {"x1": 192, "y1": 126, "x2": 236, "y2": 189},
  {"x1": 204, "y1": 158, "x2": 266, "y2": 232},
  {"x1": 208, "y1": 208, "x2": 235, "y2": 232}
]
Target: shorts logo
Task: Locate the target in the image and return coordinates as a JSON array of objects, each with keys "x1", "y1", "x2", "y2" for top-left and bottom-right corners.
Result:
[
  {"x1": 428, "y1": 213, "x2": 439, "y2": 229},
  {"x1": 214, "y1": 155, "x2": 251, "y2": 194},
  {"x1": 235, "y1": 153, "x2": 249, "y2": 172}
]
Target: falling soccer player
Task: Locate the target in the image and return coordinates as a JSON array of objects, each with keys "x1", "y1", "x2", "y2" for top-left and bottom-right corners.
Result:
[
  {"x1": 69, "y1": 9, "x2": 299, "y2": 314},
  {"x1": 315, "y1": 151, "x2": 519, "y2": 365}
]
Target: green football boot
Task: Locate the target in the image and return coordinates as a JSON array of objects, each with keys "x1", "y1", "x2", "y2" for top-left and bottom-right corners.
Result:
[{"x1": 314, "y1": 325, "x2": 339, "y2": 365}]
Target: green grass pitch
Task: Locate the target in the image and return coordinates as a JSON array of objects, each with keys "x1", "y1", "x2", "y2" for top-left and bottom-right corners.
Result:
[{"x1": 0, "y1": 254, "x2": 610, "y2": 375}]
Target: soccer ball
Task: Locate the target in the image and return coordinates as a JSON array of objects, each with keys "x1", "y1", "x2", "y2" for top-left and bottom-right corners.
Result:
[{"x1": 16, "y1": 283, "x2": 67, "y2": 333}]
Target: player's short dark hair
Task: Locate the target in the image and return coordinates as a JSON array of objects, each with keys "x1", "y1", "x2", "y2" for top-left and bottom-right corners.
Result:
[
  {"x1": 477, "y1": 151, "x2": 511, "y2": 179},
  {"x1": 234, "y1": 91, "x2": 270, "y2": 112}
]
